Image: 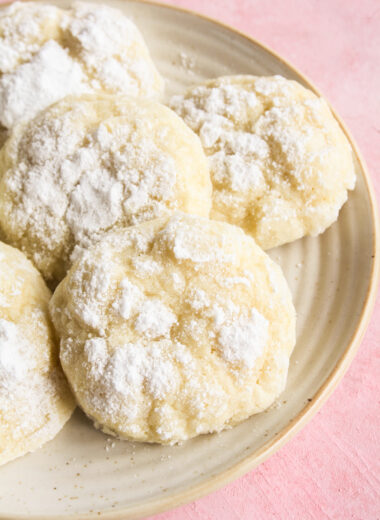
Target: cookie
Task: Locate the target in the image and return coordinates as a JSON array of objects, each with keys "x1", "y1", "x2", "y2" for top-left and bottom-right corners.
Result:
[
  {"x1": 0, "y1": 242, "x2": 75, "y2": 466},
  {"x1": 50, "y1": 213, "x2": 296, "y2": 445},
  {"x1": 0, "y1": 1, "x2": 164, "y2": 128},
  {"x1": 0, "y1": 95, "x2": 211, "y2": 282},
  {"x1": 170, "y1": 75, "x2": 356, "y2": 249}
]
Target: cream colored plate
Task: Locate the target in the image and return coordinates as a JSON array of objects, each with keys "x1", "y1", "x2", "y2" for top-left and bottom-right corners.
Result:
[{"x1": 0, "y1": 1, "x2": 379, "y2": 519}]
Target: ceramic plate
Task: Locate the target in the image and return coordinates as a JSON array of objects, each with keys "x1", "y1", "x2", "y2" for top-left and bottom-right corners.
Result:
[{"x1": 0, "y1": 1, "x2": 378, "y2": 519}]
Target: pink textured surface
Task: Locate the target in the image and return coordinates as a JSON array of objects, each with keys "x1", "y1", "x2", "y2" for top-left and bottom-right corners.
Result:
[
  {"x1": 146, "y1": 1, "x2": 380, "y2": 519},
  {"x1": 0, "y1": 1, "x2": 378, "y2": 519}
]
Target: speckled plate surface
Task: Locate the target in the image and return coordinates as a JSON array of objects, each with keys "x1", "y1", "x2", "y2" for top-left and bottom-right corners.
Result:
[{"x1": 0, "y1": 1, "x2": 378, "y2": 519}]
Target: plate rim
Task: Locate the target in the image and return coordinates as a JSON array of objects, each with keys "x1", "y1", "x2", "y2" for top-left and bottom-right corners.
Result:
[{"x1": 1, "y1": 0, "x2": 379, "y2": 518}]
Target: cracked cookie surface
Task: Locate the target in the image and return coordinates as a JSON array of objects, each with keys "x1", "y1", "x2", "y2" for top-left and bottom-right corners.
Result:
[
  {"x1": 50, "y1": 214, "x2": 296, "y2": 445},
  {"x1": 0, "y1": 1, "x2": 164, "y2": 128},
  {"x1": 0, "y1": 241, "x2": 75, "y2": 466},
  {"x1": 170, "y1": 75, "x2": 356, "y2": 249},
  {"x1": 0, "y1": 95, "x2": 211, "y2": 282}
]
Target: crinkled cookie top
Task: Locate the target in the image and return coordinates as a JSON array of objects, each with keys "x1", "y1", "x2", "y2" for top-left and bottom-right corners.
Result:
[
  {"x1": 0, "y1": 1, "x2": 164, "y2": 128},
  {"x1": 170, "y1": 75, "x2": 356, "y2": 249},
  {"x1": 0, "y1": 241, "x2": 75, "y2": 466},
  {"x1": 50, "y1": 214, "x2": 296, "y2": 444},
  {"x1": 0, "y1": 95, "x2": 211, "y2": 282}
]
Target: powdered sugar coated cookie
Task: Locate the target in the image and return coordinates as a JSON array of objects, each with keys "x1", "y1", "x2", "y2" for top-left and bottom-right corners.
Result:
[
  {"x1": 0, "y1": 242, "x2": 75, "y2": 466},
  {"x1": 0, "y1": 1, "x2": 164, "y2": 128},
  {"x1": 0, "y1": 95, "x2": 211, "y2": 282},
  {"x1": 50, "y1": 214, "x2": 296, "y2": 445},
  {"x1": 170, "y1": 75, "x2": 356, "y2": 249}
]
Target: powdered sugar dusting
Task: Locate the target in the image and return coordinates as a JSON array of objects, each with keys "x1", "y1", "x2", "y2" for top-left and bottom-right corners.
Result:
[
  {"x1": 187, "y1": 288, "x2": 210, "y2": 311},
  {"x1": 72, "y1": 260, "x2": 111, "y2": 331},
  {"x1": 0, "y1": 242, "x2": 75, "y2": 464},
  {"x1": 178, "y1": 50, "x2": 195, "y2": 75},
  {"x1": 113, "y1": 279, "x2": 143, "y2": 320},
  {"x1": 109, "y1": 343, "x2": 178, "y2": 400},
  {"x1": 0, "y1": 96, "x2": 182, "y2": 280},
  {"x1": 170, "y1": 75, "x2": 356, "y2": 249},
  {"x1": 217, "y1": 309, "x2": 268, "y2": 369},
  {"x1": 80, "y1": 338, "x2": 181, "y2": 429},
  {"x1": 64, "y1": 2, "x2": 163, "y2": 96},
  {"x1": 132, "y1": 257, "x2": 162, "y2": 276},
  {"x1": 0, "y1": 2, "x2": 62, "y2": 73},
  {"x1": 0, "y1": 1, "x2": 163, "y2": 128},
  {"x1": 83, "y1": 337, "x2": 108, "y2": 378},
  {"x1": 0, "y1": 40, "x2": 86, "y2": 127},
  {"x1": 135, "y1": 300, "x2": 176, "y2": 339},
  {"x1": 0, "y1": 318, "x2": 31, "y2": 391},
  {"x1": 160, "y1": 214, "x2": 235, "y2": 264},
  {"x1": 51, "y1": 214, "x2": 295, "y2": 444},
  {"x1": 170, "y1": 80, "x2": 270, "y2": 197}
]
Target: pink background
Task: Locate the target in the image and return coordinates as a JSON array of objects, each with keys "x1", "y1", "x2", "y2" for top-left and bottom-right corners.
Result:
[
  {"x1": 0, "y1": 0, "x2": 378, "y2": 518},
  {"x1": 147, "y1": 1, "x2": 380, "y2": 519}
]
